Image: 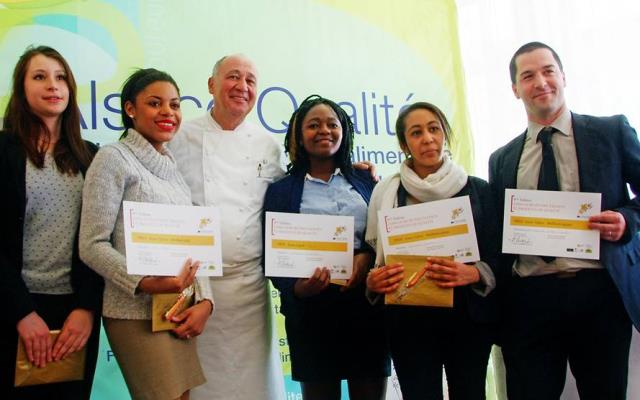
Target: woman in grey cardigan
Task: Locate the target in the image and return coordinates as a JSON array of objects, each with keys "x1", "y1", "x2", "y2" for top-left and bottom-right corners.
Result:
[{"x1": 79, "y1": 69, "x2": 213, "y2": 400}]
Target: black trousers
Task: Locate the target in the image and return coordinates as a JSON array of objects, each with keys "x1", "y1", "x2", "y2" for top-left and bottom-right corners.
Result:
[
  {"x1": 1, "y1": 293, "x2": 101, "y2": 400},
  {"x1": 502, "y1": 269, "x2": 631, "y2": 400},
  {"x1": 385, "y1": 305, "x2": 493, "y2": 400}
]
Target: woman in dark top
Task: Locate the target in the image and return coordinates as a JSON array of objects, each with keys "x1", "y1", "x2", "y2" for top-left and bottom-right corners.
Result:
[
  {"x1": 0, "y1": 45, "x2": 102, "y2": 400},
  {"x1": 366, "y1": 102, "x2": 502, "y2": 400},
  {"x1": 264, "y1": 95, "x2": 389, "y2": 400}
]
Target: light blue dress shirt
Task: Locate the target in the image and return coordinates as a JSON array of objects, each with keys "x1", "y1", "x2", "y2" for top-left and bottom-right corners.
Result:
[{"x1": 300, "y1": 169, "x2": 368, "y2": 249}]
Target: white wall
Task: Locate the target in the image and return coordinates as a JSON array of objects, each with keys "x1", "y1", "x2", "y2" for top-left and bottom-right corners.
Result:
[{"x1": 456, "y1": 0, "x2": 640, "y2": 178}]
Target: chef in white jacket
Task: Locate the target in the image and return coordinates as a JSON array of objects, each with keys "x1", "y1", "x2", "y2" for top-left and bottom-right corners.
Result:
[{"x1": 169, "y1": 54, "x2": 286, "y2": 400}]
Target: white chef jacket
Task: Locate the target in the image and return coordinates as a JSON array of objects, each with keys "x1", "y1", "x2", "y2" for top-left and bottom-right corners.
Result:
[
  {"x1": 170, "y1": 112, "x2": 286, "y2": 400},
  {"x1": 171, "y1": 112, "x2": 285, "y2": 266}
]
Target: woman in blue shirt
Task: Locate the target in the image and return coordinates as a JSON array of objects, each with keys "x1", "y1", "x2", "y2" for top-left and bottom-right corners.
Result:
[{"x1": 263, "y1": 95, "x2": 390, "y2": 400}]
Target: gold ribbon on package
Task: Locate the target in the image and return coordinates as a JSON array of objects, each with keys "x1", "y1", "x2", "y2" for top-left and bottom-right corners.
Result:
[
  {"x1": 15, "y1": 330, "x2": 85, "y2": 387},
  {"x1": 384, "y1": 254, "x2": 454, "y2": 307}
]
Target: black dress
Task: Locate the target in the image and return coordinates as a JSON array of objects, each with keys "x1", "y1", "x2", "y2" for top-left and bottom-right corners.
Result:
[{"x1": 263, "y1": 169, "x2": 390, "y2": 382}]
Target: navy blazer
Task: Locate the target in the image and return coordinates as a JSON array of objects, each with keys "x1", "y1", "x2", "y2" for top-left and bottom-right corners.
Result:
[
  {"x1": 488, "y1": 113, "x2": 640, "y2": 329},
  {"x1": 0, "y1": 133, "x2": 103, "y2": 326},
  {"x1": 263, "y1": 168, "x2": 375, "y2": 318}
]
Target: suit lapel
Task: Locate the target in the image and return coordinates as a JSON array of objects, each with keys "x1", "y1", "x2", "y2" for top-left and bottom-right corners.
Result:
[
  {"x1": 572, "y1": 113, "x2": 600, "y2": 193},
  {"x1": 503, "y1": 131, "x2": 527, "y2": 189}
]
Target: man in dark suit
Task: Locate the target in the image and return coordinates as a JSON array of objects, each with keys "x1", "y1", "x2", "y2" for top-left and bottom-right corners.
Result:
[{"x1": 489, "y1": 41, "x2": 640, "y2": 400}]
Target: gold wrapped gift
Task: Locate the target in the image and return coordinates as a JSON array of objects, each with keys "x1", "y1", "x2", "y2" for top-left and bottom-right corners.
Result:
[
  {"x1": 14, "y1": 330, "x2": 85, "y2": 387},
  {"x1": 152, "y1": 290, "x2": 195, "y2": 332},
  {"x1": 384, "y1": 254, "x2": 454, "y2": 307}
]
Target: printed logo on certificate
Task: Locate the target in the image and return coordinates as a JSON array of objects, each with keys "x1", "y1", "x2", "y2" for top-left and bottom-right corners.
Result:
[
  {"x1": 502, "y1": 189, "x2": 601, "y2": 259},
  {"x1": 265, "y1": 212, "x2": 354, "y2": 279},
  {"x1": 377, "y1": 196, "x2": 480, "y2": 263},
  {"x1": 123, "y1": 201, "x2": 223, "y2": 276}
]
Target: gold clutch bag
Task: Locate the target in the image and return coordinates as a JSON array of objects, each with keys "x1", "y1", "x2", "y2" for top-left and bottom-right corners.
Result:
[
  {"x1": 384, "y1": 254, "x2": 454, "y2": 307},
  {"x1": 14, "y1": 330, "x2": 86, "y2": 387}
]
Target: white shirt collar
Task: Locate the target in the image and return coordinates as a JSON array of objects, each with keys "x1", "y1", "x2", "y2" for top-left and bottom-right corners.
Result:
[
  {"x1": 304, "y1": 167, "x2": 343, "y2": 182},
  {"x1": 527, "y1": 107, "x2": 572, "y2": 141},
  {"x1": 207, "y1": 108, "x2": 248, "y2": 132}
]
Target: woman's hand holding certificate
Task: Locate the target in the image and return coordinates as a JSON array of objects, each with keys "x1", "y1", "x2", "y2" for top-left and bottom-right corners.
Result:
[
  {"x1": 294, "y1": 267, "x2": 331, "y2": 298},
  {"x1": 341, "y1": 252, "x2": 373, "y2": 291},
  {"x1": 137, "y1": 257, "x2": 200, "y2": 294}
]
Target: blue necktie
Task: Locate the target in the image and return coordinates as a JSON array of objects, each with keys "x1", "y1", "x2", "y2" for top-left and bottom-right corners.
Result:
[{"x1": 537, "y1": 126, "x2": 559, "y2": 262}]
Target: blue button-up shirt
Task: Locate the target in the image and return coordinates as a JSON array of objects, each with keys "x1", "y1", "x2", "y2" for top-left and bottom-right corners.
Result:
[{"x1": 300, "y1": 169, "x2": 368, "y2": 249}]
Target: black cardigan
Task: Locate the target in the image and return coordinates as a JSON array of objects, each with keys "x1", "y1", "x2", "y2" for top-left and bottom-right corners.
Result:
[{"x1": 0, "y1": 133, "x2": 103, "y2": 326}]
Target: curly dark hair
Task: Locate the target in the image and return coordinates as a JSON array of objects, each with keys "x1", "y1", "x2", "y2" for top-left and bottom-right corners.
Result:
[{"x1": 284, "y1": 95, "x2": 354, "y2": 175}]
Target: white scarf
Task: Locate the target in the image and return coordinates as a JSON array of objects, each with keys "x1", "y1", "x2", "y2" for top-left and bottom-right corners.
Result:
[
  {"x1": 366, "y1": 157, "x2": 468, "y2": 266},
  {"x1": 400, "y1": 156, "x2": 468, "y2": 202}
]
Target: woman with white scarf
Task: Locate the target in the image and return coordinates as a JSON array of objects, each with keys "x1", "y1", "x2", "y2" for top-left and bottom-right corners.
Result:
[{"x1": 366, "y1": 102, "x2": 502, "y2": 400}]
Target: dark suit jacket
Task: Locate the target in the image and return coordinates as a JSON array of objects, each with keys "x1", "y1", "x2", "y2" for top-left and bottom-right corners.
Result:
[
  {"x1": 0, "y1": 133, "x2": 103, "y2": 326},
  {"x1": 488, "y1": 113, "x2": 640, "y2": 330}
]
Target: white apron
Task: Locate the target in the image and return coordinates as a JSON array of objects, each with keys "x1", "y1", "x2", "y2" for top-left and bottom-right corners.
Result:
[{"x1": 170, "y1": 113, "x2": 286, "y2": 400}]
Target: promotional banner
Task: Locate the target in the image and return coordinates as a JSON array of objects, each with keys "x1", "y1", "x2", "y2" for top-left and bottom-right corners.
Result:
[{"x1": 0, "y1": 1, "x2": 480, "y2": 398}]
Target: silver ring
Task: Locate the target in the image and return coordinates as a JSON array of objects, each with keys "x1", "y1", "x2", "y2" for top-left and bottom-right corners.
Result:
[
  {"x1": 185, "y1": 334, "x2": 191, "y2": 339},
  {"x1": 607, "y1": 231, "x2": 612, "y2": 237}
]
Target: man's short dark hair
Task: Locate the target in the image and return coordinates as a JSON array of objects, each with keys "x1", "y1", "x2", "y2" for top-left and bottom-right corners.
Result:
[{"x1": 509, "y1": 41, "x2": 563, "y2": 84}]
